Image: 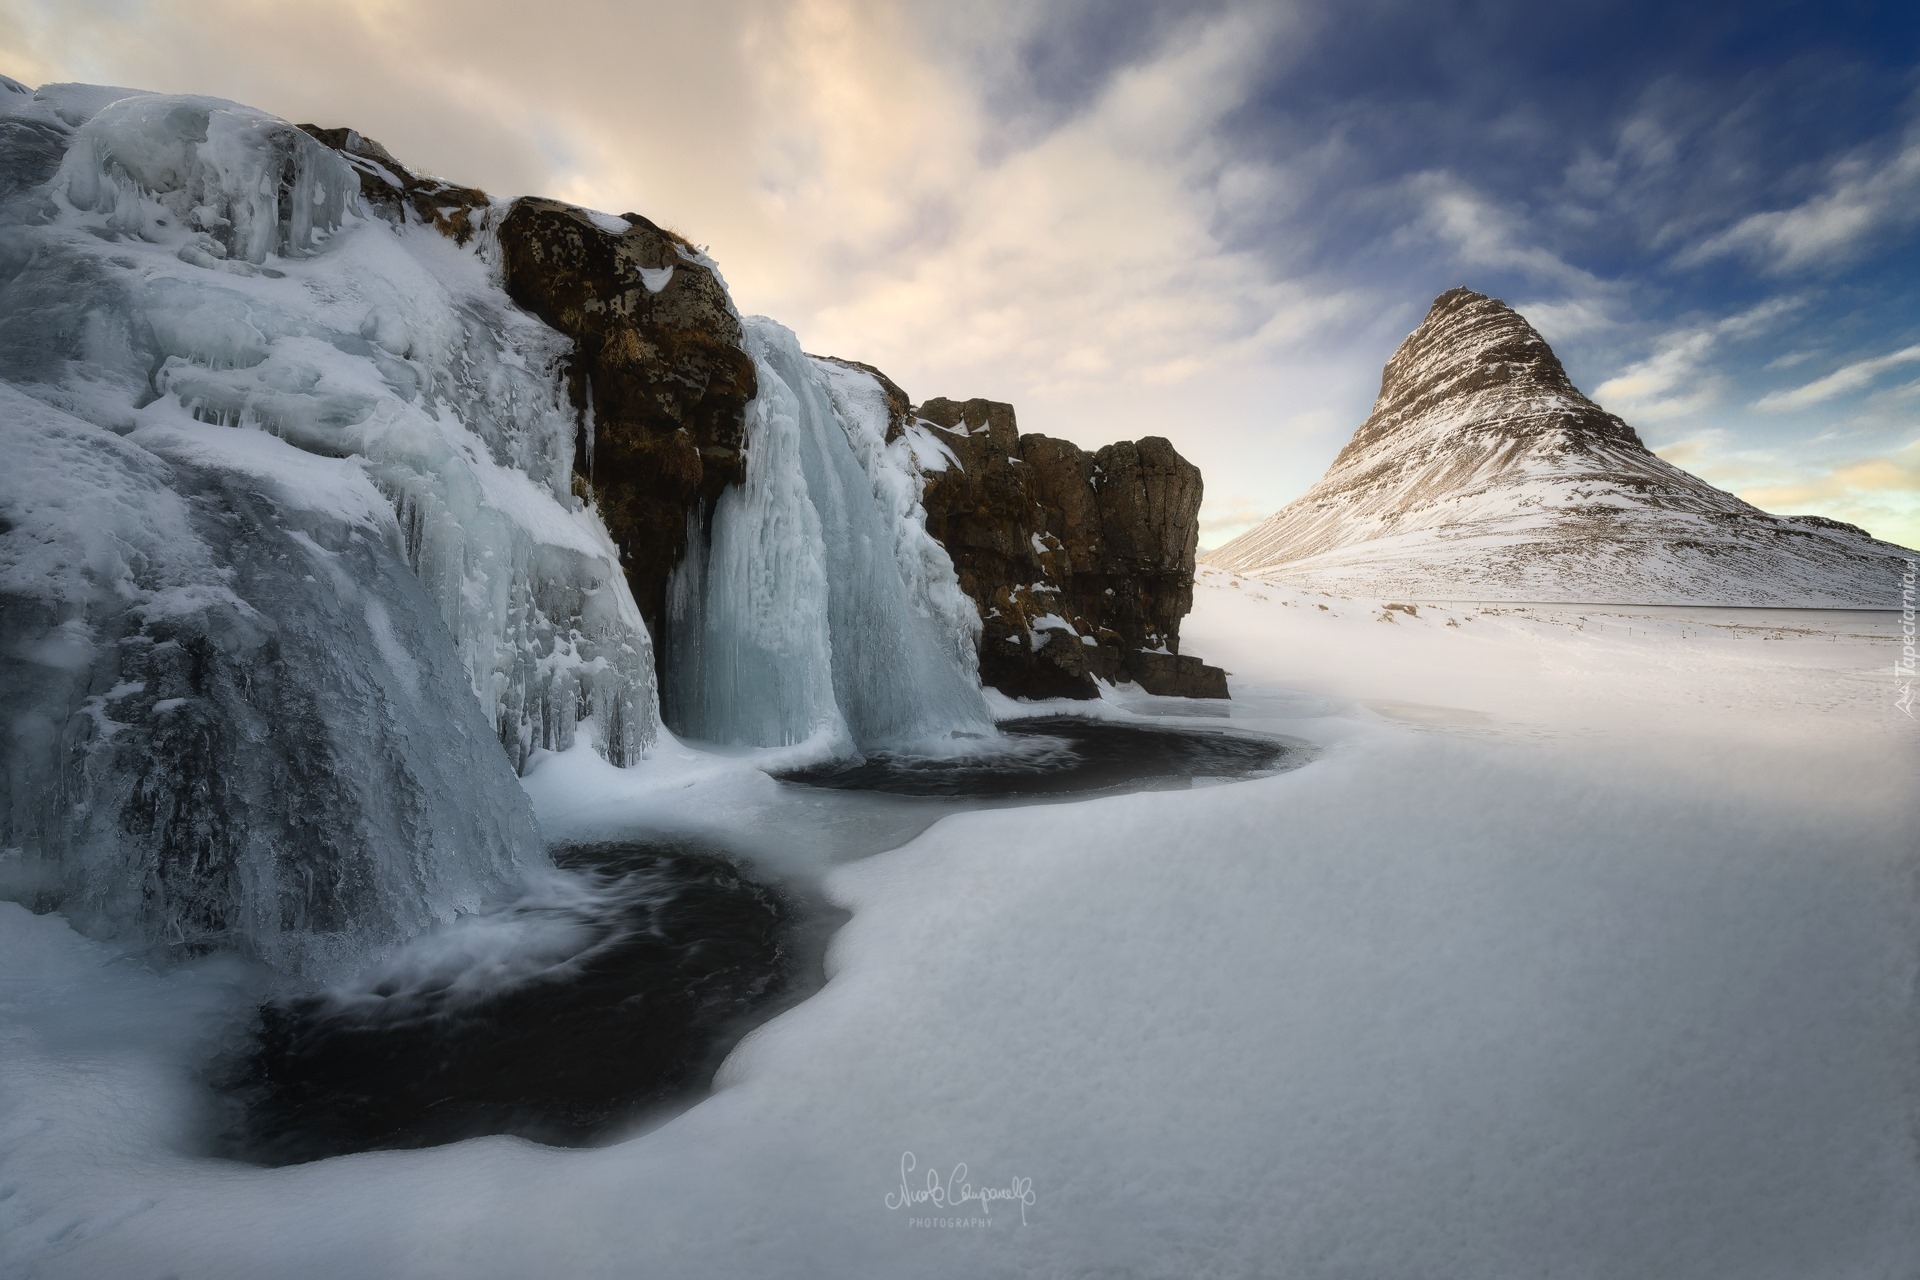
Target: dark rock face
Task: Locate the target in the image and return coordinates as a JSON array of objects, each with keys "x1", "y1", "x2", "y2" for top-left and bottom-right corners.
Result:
[
  {"x1": 913, "y1": 397, "x2": 1225, "y2": 699},
  {"x1": 494, "y1": 199, "x2": 756, "y2": 646}
]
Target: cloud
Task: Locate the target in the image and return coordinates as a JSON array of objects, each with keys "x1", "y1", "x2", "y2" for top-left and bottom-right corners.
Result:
[
  {"x1": 1198, "y1": 490, "x2": 1291, "y2": 547},
  {"x1": 1740, "y1": 436, "x2": 1920, "y2": 550},
  {"x1": 1509, "y1": 295, "x2": 1621, "y2": 343},
  {"x1": 1753, "y1": 343, "x2": 1920, "y2": 413},
  {"x1": 1591, "y1": 298, "x2": 1800, "y2": 420},
  {"x1": 739, "y1": 0, "x2": 1316, "y2": 397},
  {"x1": 1398, "y1": 171, "x2": 1605, "y2": 295},
  {"x1": 1652, "y1": 430, "x2": 1920, "y2": 551},
  {"x1": 1682, "y1": 127, "x2": 1920, "y2": 274},
  {"x1": 1647, "y1": 431, "x2": 1731, "y2": 474}
]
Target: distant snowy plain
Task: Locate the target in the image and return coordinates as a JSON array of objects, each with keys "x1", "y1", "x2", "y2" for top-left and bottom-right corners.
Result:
[{"x1": 4, "y1": 568, "x2": 1915, "y2": 1279}]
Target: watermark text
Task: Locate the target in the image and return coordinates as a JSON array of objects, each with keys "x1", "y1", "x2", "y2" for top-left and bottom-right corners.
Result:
[
  {"x1": 1899, "y1": 559, "x2": 1916, "y2": 718},
  {"x1": 885, "y1": 1151, "x2": 1036, "y2": 1227}
]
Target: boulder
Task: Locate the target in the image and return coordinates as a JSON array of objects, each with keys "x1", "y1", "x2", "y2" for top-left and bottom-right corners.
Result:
[
  {"x1": 914, "y1": 397, "x2": 1225, "y2": 699},
  {"x1": 495, "y1": 199, "x2": 755, "y2": 647}
]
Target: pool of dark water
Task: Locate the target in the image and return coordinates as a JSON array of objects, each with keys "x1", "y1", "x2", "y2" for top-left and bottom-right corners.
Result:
[
  {"x1": 218, "y1": 717, "x2": 1299, "y2": 1164},
  {"x1": 218, "y1": 841, "x2": 832, "y2": 1166},
  {"x1": 776, "y1": 715, "x2": 1299, "y2": 798}
]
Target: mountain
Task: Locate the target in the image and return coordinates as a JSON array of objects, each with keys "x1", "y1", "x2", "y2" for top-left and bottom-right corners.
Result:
[{"x1": 1204, "y1": 288, "x2": 1914, "y2": 606}]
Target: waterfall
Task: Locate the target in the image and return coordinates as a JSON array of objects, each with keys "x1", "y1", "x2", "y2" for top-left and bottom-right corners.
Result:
[
  {"x1": 665, "y1": 318, "x2": 991, "y2": 752},
  {"x1": 0, "y1": 87, "x2": 655, "y2": 977}
]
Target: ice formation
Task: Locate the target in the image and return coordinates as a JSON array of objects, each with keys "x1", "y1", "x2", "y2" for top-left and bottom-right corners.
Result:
[
  {"x1": 0, "y1": 83, "x2": 656, "y2": 974},
  {"x1": 664, "y1": 318, "x2": 991, "y2": 750}
]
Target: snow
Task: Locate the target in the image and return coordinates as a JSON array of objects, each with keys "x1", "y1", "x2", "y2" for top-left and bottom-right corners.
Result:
[
  {"x1": 5, "y1": 563, "x2": 1913, "y2": 1277},
  {"x1": 899, "y1": 420, "x2": 958, "y2": 472}
]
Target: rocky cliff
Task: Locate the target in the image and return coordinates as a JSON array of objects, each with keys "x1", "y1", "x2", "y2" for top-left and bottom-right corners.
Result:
[
  {"x1": 494, "y1": 202, "x2": 754, "y2": 645},
  {"x1": 909, "y1": 397, "x2": 1224, "y2": 699},
  {"x1": 299, "y1": 126, "x2": 1220, "y2": 699},
  {"x1": 303, "y1": 126, "x2": 756, "y2": 649},
  {"x1": 1207, "y1": 287, "x2": 1915, "y2": 605}
]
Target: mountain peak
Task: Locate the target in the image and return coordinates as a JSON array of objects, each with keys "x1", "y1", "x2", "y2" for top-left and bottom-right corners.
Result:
[
  {"x1": 1336, "y1": 288, "x2": 1642, "y2": 476},
  {"x1": 1204, "y1": 290, "x2": 1912, "y2": 605}
]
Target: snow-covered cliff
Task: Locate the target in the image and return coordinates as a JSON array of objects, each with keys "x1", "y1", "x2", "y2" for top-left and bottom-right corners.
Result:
[{"x1": 1206, "y1": 288, "x2": 1914, "y2": 605}]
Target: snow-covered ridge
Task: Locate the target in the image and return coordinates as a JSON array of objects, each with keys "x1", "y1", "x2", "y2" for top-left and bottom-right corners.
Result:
[{"x1": 1206, "y1": 287, "x2": 1914, "y2": 606}]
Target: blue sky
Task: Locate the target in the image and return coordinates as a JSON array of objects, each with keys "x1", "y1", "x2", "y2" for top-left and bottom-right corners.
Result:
[{"x1": 6, "y1": 0, "x2": 1919, "y2": 545}]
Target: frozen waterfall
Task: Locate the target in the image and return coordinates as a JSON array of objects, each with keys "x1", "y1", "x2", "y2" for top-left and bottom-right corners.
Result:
[
  {"x1": 664, "y1": 319, "x2": 991, "y2": 752},
  {"x1": 0, "y1": 84, "x2": 655, "y2": 975}
]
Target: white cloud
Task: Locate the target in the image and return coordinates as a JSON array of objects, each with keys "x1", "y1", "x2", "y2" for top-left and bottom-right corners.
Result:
[
  {"x1": 1509, "y1": 295, "x2": 1621, "y2": 343},
  {"x1": 1594, "y1": 330, "x2": 1722, "y2": 420},
  {"x1": 1682, "y1": 129, "x2": 1920, "y2": 273},
  {"x1": 1754, "y1": 344, "x2": 1920, "y2": 413},
  {"x1": 1399, "y1": 171, "x2": 1604, "y2": 295},
  {"x1": 1592, "y1": 298, "x2": 1800, "y2": 421}
]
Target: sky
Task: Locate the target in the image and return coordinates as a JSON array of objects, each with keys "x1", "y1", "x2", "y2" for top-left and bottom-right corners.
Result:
[{"x1": 4, "y1": 0, "x2": 1919, "y2": 549}]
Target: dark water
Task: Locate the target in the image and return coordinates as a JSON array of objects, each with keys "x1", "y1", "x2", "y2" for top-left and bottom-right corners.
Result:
[
  {"x1": 218, "y1": 718, "x2": 1297, "y2": 1164},
  {"x1": 777, "y1": 716, "x2": 1298, "y2": 798},
  {"x1": 219, "y1": 841, "x2": 830, "y2": 1166}
]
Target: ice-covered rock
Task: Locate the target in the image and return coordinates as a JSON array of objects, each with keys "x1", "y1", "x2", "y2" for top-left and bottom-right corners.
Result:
[
  {"x1": 0, "y1": 84, "x2": 657, "y2": 973},
  {"x1": 495, "y1": 198, "x2": 756, "y2": 648}
]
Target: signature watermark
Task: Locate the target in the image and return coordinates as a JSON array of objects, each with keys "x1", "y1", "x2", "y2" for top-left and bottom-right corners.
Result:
[
  {"x1": 884, "y1": 1151, "x2": 1036, "y2": 1227},
  {"x1": 1899, "y1": 559, "x2": 1917, "y2": 718}
]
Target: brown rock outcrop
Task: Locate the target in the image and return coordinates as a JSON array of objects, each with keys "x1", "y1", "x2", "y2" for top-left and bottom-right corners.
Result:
[
  {"x1": 912, "y1": 397, "x2": 1225, "y2": 699},
  {"x1": 296, "y1": 125, "x2": 490, "y2": 244},
  {"x1": 299, "y1": 129, "x2": 757, "y2": 650},
  {"x1": 494, "y1": 200, "x2": 756, "y2": 646}
]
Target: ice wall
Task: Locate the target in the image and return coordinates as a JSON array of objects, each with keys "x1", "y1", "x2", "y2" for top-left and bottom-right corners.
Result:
[
  {"x1": 665, "y1": 319, "x2": 990, "y2": 751},
  {"x1": 0, "y1": 84, "x2": 657, "y2": 974}
]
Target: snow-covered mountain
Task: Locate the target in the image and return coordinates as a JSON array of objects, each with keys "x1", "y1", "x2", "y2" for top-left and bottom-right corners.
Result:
[{"x1": 1205, "y1": 288, "x2": 1914, "y2": 606}]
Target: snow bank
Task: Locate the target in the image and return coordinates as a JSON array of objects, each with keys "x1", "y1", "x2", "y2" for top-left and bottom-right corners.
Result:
[{"x1": 5, "y1": 578, "x2": 1912, "y2": 1278}]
